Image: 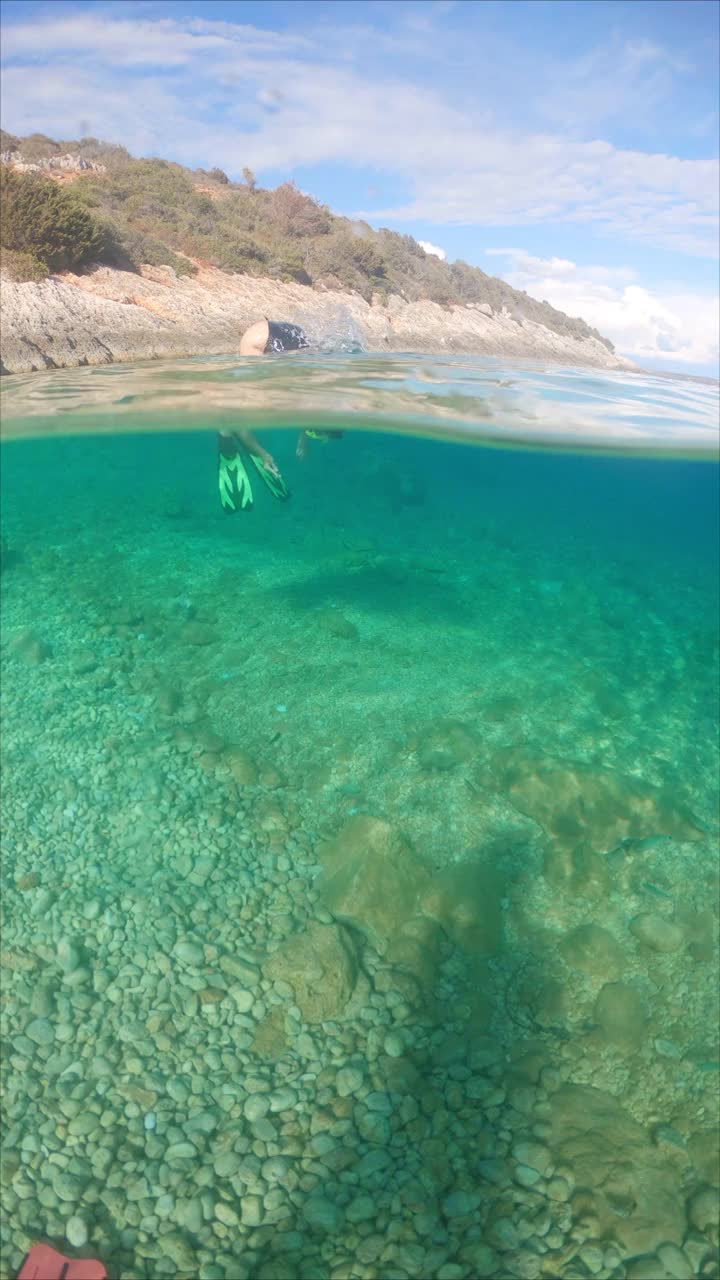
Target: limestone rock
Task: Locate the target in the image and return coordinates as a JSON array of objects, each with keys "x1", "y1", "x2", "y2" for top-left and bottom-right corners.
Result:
[
  {"x1": 688, "y1": 1130, "x2": 720, "y2": 1187},
  {"x1": 317, "y1": 815, "x2": 429, "y2": 955},
  {"x1": 264, "y1": 921, "x2": 358, "y2": 1022},
  {"x1": 630, "y1": 912, "x2": 684, "y2": 954},
  {"x1": 688, "y1": 1184, "x2": 719, "y2": 1234},
  {"x1": 10, "y1": 629, "x2": 52, "y2": 665},
  {"x1": 302, "y1": 1196, "x2": 344, "y2": 1234},
  {"x1": 593, "y1": 982, "x2": 646, "y2": 1048},
  {"x1": 419, "y1": 859, "x2": 503, "y2": 955},
  {"x1": 0, "y1": 267, "x2": 637, "y2": 375},
  {"x1": 482, "y1": 746, "x2": 702, "y2": 851},
  {"x1": 385, "y1": 914, "x2": 444, "y2": 992},
  {"x1": 223, "y1": 747, "x2": 258, "y2": 786},
  {"x1": 543, "y1": 843, "x2": 611, "y2": 899},
  {"x1": 179, "y1": 621, "x2": 216, "y2": 646},
  {"x1": 560, "y1": 923, "x2": 624, "y2": 979},
  {"x1": 316, "y1": 609, "x2": 358, "y2": 640},
  {"x1": 550, "y1": 1084, "x2": 685, "y2": 1253},
  {"x1": 416, "y1": 719, "x2": 478, "y2": 770}
]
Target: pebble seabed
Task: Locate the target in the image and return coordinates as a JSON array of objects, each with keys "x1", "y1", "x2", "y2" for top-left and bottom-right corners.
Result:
[{"x1": 1, "y1": 431, "x2": 719, "y2": 1280}]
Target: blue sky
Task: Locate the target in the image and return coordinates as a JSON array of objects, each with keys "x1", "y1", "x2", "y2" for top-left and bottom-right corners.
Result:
[{"x1": 1, "y1": 0, "x2": 718, "y2": 372}]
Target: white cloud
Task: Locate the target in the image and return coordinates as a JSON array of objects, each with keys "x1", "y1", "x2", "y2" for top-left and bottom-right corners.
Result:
[
  {"x1": 418, "y1": 240, "x2": 447, "y2": 260},
  {"x1": 1, "y1": 12, "x2": 717, "y2": 260},
  {"x1": 486, "y1": 248, "x2": 720, "y2": 370},
  {"x1": 536, "y1": 36, "x2": 692, "y2": 134}
]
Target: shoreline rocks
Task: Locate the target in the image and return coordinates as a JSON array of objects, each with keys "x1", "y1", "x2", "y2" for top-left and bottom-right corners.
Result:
[{"x1": 0, "y1": 262, "x2": 638, "y2": 375}]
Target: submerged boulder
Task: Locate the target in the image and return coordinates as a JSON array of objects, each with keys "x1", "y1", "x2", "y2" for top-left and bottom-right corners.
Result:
[
  {"x1": 480, "y1": 746, "x2": 702, "y2": 851},
  {"x1": 550, "y1": 1084, "x2": 686, "y2": 1253},
  {"x1": 419, "y1": 860, "x2": 504, "y2": 956},
  {"x1": 560, "y1": 923, "x2": 624, "y2": 980},
  {"x1": 416, "y1": 719, "x2": 478, "y2": 770},
  {"x1": 593, "y1": 982, "x2": 647, "y2": 1049},
  {"x1": 316, "y1": 815, "x2": 429, "y2": 956},
  {"x1": 317, "y1": 816, "x2": 504, "y2": 994},
  {"x1": 264, "y1": 921, "x2": 358, "y2": 1023}
]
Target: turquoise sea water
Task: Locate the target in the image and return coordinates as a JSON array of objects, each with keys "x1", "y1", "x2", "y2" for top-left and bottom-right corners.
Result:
[{"x1": 1, "y1": 355, "x2": 719, "y2": 1280}]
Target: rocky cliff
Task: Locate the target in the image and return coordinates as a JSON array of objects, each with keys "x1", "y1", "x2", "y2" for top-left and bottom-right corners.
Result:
[
  {"x1": 0, "y1": 150, "x2": 107, "y2": 176},
  {"x1": 0, "y1": 262, "x2": 636, "y2": 374}
]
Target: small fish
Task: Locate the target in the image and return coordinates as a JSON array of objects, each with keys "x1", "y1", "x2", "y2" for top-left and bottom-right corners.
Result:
[{"x1": 642, "y1": 881, "x2": 673, "y2": 900}]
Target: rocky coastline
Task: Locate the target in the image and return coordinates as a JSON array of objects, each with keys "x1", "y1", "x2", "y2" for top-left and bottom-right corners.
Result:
[{"x1": 0, "y1": 262, "x2": 637, "y2": 375}]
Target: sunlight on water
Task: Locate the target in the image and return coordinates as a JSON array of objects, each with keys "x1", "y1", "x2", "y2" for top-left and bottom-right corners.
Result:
[{"x1": 1, "y1": 357, "x2": 718, "y2": 1280}]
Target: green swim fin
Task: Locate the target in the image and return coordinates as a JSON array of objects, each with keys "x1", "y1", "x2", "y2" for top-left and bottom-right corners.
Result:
[
  {"x1": 218, "y1": 438, "x2": 253, "y2": 512},
  {"x1": 249, "y1": 452, "x2": 290, "y2": 502}
]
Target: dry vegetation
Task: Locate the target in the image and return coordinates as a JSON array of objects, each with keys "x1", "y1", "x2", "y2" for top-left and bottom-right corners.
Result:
[{"x1": 0, "y1": 131, "x2": 613, "y2": 350}]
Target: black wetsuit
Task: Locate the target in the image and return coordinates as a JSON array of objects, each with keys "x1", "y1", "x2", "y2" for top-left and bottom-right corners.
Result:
[{"x1": 264, "y1": 320, "x2": 310, "y2": 353}]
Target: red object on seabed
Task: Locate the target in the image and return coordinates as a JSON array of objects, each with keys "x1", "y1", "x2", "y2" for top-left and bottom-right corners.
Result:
[{"x1": 17, "y1": 1244, "x2": 108, "y2": 1280}]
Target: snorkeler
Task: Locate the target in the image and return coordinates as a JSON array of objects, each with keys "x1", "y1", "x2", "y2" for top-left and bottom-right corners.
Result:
[{"x1": 218, "y1": 318, "x2": 343, "y2": 512}]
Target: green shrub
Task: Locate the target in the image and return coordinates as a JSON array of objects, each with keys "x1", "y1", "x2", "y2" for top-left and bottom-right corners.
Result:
[
  {"x1": 213, "y1": 236, "x2": 267, "y2": 274},
  {"x1": 208, "y1": 167, "x2": 229, "y2": 184},
  {"x1": 173, "y1": 256, "x2": 197, "y2": 277},
  {"x1": 0, "y1": 247, "x2": 49, "y2": 281},
  {"x1": 266, "y1": 243, "x2": 311, "y2": 284},
  {"x1": 269, "y1": 182, "x2": 332, "y2": 237},
  {"x1": 0, "y1": 169, "x2": 106, "y2": 270},
  {"x1": 14, "y1": 132, "x2": 58, "y2": 161},
  {"x1": 106, "y1": 225, "x2": 197, "y2": 276}
]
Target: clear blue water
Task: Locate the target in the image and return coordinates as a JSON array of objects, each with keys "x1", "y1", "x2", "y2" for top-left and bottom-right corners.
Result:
[{"x1": 1, "y1": 356, "x2": 718, "y2": 1280}]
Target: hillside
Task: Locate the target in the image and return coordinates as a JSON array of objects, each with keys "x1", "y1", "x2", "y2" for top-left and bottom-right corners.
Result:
[{"x1": 0, "y1": 131, "x2": 615, "y2": 346}]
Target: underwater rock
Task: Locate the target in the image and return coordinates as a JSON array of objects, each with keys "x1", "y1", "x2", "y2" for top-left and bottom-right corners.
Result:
[
  {"x1": 560, "y1": 923, "x2": 624, "y2": 979},
  {"x1": 417, "y1": 719, "x2": 478, "y2": 770},
  {"x1": 656, "y1": 1244, "x2": 695, "y2": 1280},
  {"x1": 155, "y1": 684, "x2": 182, "y2": 716},
  {"x1": 56, "y1": 937, "x2": 81, "y2": 975},
  {"x1": 481, "y1": 746, "x2": 702, "y2": 851},
  {"x1": 251, "y1": 1006, "x2": 287, "y2": 1060},
  {"x1": 302, "y1": 1195, "x2": 345, "y2": 1234},
  {"x1": 223, "y1": 747, "x2": 259, "y2": 786},
  {"x1": 550, "y1": 1084, "x2": 686, "y2": 1253},
  {"x1": 522, "y1": 977, "x2": 570, "y2": 1031},
  {"x1": 15, "y1": 872, "x2": 39, "y2": 891},
  {"x1": 625, "y1": 1256, "x2": 665, "y2": 1280},
  {"x1": 264, "y1": 921, "x2": 358, "y2": 1022},
  {"x1": 688, "y1": 1130, "x2": 720, "y2": 1187},
  {"x1": 543, "y1": 842, "x2": 611, "y2": 900},
  {"x1": 419, "y1": 859, "x2": 504, "y2": 956},
  {"x1": 688, "y1": 1184, "x2": 720, "y2": 1235},
  {"x1": 593, "y1": 982, "x2": 647, "y2": 1048},
  {"x1": 384, "y1": 914, "x2": 444, "y2": 992},
  {"x1": 179, "y1": 621, "x2": 216, "y2": 646},
  {"x1": 10, "y1": 628, "x2": 52, "y2": 664},
  {"x1": 481, "y1": 694, "x2": 523, "y2": 723},
  {"x1": 317, "y1": 815, "x2": 429, "y2": 956},
  {"x1": 677, "y1": 907, "x2": 717, "y2": 964},
  {"x1": 108, "y1": 604, "x2": 144, "y2": 628},
  {"x1": 316, "y1": 609, "x2": 359, "y2": 640},
  {"x1": 71, "y1": 656, "x2": 98, "y2": 676},
  {"x1": 630, "y1": 912, "x2": 684, "y2": 954},
  {"x1": 681, "y1": 1182, "x2": 717, "y2": 1233},
  {"x1": 259, "y1": 764, "x2": 285, "y2": 788}
]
